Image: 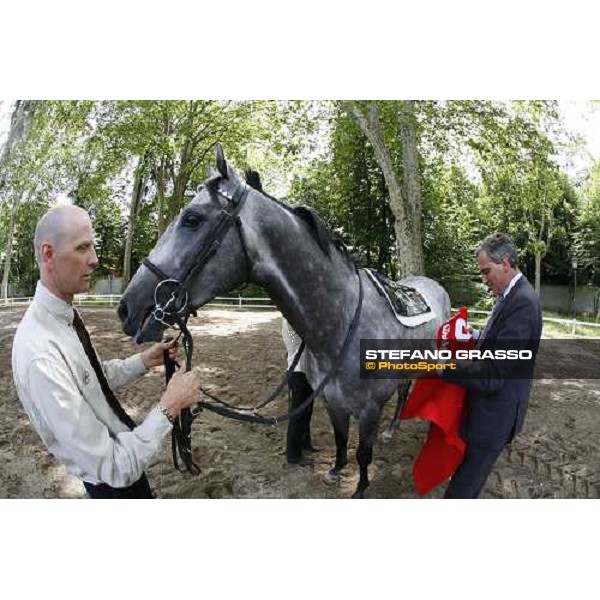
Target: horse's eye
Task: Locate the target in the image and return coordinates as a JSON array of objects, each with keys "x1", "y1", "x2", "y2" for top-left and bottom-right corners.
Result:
[{"x1": 181, "y1": 213, "x2": 204, "y2": 228}]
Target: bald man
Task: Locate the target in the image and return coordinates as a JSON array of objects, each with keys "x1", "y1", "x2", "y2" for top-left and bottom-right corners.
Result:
[{"x1": 12, "y1": 205, "x2": 200, "y2": 498}]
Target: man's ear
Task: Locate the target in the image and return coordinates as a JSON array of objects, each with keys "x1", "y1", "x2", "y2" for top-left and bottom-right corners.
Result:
[{"x1": 40, "y1": 243, "x2": 54, "y2": 267}]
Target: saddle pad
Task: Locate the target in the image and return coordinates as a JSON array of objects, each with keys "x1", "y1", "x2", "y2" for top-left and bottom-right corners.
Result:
[{"x1": 365, "y1": 268, "x2": 436, "y2": 327}]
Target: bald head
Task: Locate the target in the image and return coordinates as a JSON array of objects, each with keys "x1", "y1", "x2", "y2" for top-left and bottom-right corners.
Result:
[
  {"x1": 34, "y1": 204, "x2": 98, "y2": 302},
  {"x1": 34, "y1": 205, "x2": 92, "y2": 268}
]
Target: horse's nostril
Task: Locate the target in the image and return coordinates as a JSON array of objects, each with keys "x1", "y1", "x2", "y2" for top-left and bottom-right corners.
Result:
[{"x1": 118, "y1": 300, "x2": 128, "y2": 321}]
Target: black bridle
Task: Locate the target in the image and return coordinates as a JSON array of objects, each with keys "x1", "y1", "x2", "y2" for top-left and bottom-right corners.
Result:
[
  {"x1": 141, "y1": 178, "x2": 364, "y2": 475},
  {"x1": 143, "y1": 181, "x2": 251, "y2": 329},
  {"x1": 142, "y1": 180, "x2": 250, "y2": 474}
]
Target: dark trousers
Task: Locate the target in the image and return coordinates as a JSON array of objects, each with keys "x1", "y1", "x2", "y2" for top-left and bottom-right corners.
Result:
[
  {"x1": 444, "y1": 444, "x2": 504, "y2": 499},
  {"x1": 84, "y1": 473, "x2": 154, "y2": 499},
  {"x1": 286, "y1": 372, "x2": 314, "y2": 463}
]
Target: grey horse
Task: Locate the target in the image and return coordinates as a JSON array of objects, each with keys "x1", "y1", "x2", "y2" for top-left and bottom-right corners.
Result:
[{"x1": 118, "y1": 145, "x2": 451, "y2": 498}]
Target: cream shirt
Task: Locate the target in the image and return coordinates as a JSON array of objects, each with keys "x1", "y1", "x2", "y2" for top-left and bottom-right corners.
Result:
[
  {"x1": 11, "y1": 281, "x2": 172, "y2": 487},
  {"x1": 500, "y1": 271, "x2": 523, "y2": 300},
  {"x1": 281, "y1": 318, "x2": 306, "y2": 372},
  {"x1": 474, "y1": 272, "x2": 523, "y2": 341}
]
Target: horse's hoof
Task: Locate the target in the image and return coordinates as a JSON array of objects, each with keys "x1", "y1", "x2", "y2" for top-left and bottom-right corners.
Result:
[{"x1": 323, "y1": 469, "x2": 341, "y2": 485}]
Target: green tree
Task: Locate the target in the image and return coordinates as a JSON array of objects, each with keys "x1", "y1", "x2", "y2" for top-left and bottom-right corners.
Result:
[
  {"x1": 92, "y1": 100, "x2": 276, "y2": 283},
  {"x1": 573, "y1": 162, "x2": 600, "y2": 290},
  {"x1": 472, "y1": 103, "x2": 566, "y2": 293},
  {"x1": 342, "y1": 100, "x2": 422, "y2": 278},
  {"x1": 0, "y1": 101, "x2": 49, "y2": 299}
]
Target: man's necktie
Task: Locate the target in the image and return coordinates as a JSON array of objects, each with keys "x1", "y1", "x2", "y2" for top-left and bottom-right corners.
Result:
[
  {"x1": 72, "y1": 309, "x2": 137, "y2": 430},
  {"x1": 477, "y1": 294, "x2": 505, "y2": 347}
]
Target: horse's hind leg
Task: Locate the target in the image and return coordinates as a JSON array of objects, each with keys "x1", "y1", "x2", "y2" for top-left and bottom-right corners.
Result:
[
  {"x1": 381, "y1": 380, "x2": 411, "y2": 444},
  {"x1": 323, "y1": 407, "x2": 350, "y2": 485},
  {"x1": 353, "y1": 405, "x2": 381, "y2": 499}
]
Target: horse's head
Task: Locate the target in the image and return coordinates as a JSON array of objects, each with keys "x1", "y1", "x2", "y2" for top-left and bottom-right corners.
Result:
[{"x1": 119, "y1": 144, "x2": 252, "y2": 343}]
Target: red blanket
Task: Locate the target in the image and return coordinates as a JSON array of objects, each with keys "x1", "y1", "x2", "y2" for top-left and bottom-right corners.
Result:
[{"x1": 400, "y1": 307, "x2": 473, "y2": 495}]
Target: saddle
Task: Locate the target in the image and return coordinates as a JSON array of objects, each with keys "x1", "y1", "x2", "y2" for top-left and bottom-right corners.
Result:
[{"x1": 364, "y1": 268, "x2": 435, "y2": 327}]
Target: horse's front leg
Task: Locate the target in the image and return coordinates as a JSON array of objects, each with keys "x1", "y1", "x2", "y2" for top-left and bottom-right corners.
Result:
[
  {"x1": 323, "y1": 405, "x2": 349, "y2": 485},
  {"x1": 353, "y1": 404, "x2": 382, "y2": 499}
]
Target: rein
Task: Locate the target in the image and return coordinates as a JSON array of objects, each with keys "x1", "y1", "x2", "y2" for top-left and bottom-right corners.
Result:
[
  {"x1": 143, "y1": 179, "x2": 364, "y2": 474},
  {"x1": 196, "y1": 268, "x2": 363, "y2": 426}
]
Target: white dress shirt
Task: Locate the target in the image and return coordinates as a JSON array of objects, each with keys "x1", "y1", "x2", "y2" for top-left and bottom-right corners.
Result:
[
  {"x1": 281, "y1": 318, "x2": 306, "y2": 372},
  {"x1": 500, "y1": 271, "x2": 522, "y2": 300},
  {"x1": 12, "y1": 281, "x2": 172, "y2": 487},
  {"x1": 475, "y1": 272, "x2": 523, "y2": 344}
]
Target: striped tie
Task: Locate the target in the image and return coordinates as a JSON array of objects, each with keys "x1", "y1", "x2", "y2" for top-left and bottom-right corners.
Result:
[{"x1": 73, "y1": 309, "x2": 137, "y2": 430}]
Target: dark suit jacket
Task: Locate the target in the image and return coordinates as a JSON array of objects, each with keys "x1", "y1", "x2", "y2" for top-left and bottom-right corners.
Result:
[{"x1": 442, "y1": 275, "x2": 542, "y2": 450}]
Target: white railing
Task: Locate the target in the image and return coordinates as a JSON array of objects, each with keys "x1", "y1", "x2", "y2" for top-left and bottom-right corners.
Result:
[
  {"x1": 1, "y1": 296, "x2": 35, "y2": 306},
  {"x1": 1, "y1": 294, "x2": 277, "y2": 310},
  {"x1": 464, "y1": 308, "x2": 600, "y2": 336},
  {"x1": 3, "y1": 296, "x2": 599, "y2": 335}
]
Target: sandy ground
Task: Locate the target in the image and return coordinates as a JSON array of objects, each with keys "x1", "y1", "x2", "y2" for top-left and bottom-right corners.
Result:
[{"x1": 2, "y1": 306, "x2": 600, "y2": 499}]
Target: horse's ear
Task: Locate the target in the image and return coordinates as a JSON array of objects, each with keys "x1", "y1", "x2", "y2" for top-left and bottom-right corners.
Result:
[
  {"x1": 215, "y1": 143, "x2": 228, "y2": 179},
  {"x1": 207, "y1": 164, "x2": 219, "y2": 178},
  {"x1": 292, "y1": 206, "x2": 331, "y2": 257},
  {"x1": 244, "y1": 169, "x2": 263, "y2": 193}
]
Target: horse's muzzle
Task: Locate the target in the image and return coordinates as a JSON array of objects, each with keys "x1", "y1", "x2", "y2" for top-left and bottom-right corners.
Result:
[{"x1": 118, "y1": 298, "x2": 164, "y2": 343}]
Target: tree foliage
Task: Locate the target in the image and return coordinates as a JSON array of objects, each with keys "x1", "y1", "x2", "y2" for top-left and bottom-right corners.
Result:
[
  {"x1": 573, "y1": 162, "x2": 600, "y2": 285},
  {"x1": 0, "y1": 99, "x2": 595, "y2": 308}
]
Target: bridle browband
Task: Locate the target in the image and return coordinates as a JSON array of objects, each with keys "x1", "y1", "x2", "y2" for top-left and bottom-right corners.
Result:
[{"x1": 140, "y1": 178, "x2": 364, "y2": 475}]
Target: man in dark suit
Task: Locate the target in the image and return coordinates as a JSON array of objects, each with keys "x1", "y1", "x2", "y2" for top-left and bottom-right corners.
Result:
[{"x1": 441, "y1": 232, "x2": 543, "y2": 498}]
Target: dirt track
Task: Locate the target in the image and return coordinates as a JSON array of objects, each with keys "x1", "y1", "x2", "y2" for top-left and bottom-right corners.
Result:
[{"x1": 2, "y1": 306, "x2": 600, "y2": 499}]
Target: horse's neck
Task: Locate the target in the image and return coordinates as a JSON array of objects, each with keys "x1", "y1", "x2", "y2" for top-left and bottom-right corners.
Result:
[{"x1": 248, "y1": 212, "x2": 358, "y2": 360}]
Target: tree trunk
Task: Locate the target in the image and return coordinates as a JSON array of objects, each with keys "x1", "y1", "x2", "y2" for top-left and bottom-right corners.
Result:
[
  {"x1": 123, "y1": 155, "x2": 147, "y2": 286},
  {"x1": 156, "y1": 159, "x2": 168, "y2": 235},
  {"x1": 1, "y1": 101, "x2": 37, "y2": 303},
  {"x1": 533, "y1": 209, "x2": 547, "y2": 296},
  {"x1": 156, "y1": 114, "x2": 173, "y2": 236},
  {"x1": 534, "y1": 251, "x2": 541, "y2": 295},
  {"x1": 344, "y1": 101, "x2": 422, "y2": 278},
  {"x1": 400, "y1": 100, "x2": 424, "y2": 274},
  {"x1": 1, "y1": 198, "x2": 19, "y2": 302},
  {"x1": 170, "y1": 169, "x2": 190, "y2": 224}
]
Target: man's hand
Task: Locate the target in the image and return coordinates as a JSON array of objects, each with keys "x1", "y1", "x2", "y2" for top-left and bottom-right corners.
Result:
[
  {"x1": 160, "y1": 369, "x2": 201, "y2": 419},
  {"x1": 466, "y1": 325, "x2": 481, "y2": 341},
  {"x1": 142, "y1": 339, "x2": 180, "y2": 369}
]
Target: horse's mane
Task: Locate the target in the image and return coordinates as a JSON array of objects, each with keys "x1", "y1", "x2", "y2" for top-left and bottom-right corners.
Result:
[{"x1": 244, "y1": 169, "x2": 355, "y2": 269}]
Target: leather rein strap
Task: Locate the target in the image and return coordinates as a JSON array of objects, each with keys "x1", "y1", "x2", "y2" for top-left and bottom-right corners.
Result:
[{"x1": 195, "y1": 269, "x2": 363, "y2": 426}]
